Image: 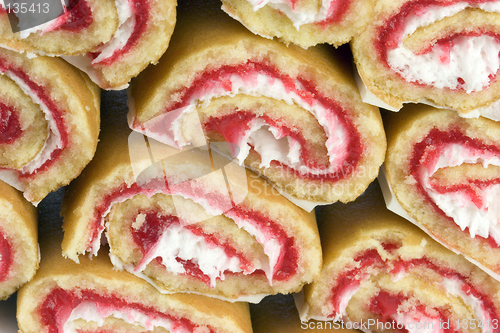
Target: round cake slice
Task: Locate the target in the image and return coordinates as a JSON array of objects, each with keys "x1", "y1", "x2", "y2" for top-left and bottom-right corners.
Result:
[
  {"x1": 299, "y1": 181, "x2": 500, "y2": 331},
  {"x1": 17, "y1": 231, "x2": 253, "y2": 333},
  {"x1": 62, "y1": 0, "x2": 177, "y2": 90},
  {"x1": 352, "y1": 0, "x2": 500, "y2": 120},
  {"x1": 61, "y1": 91, "x2": 322, "y2": 302},
  {"x1": 221, "y1": 0, "x2": 375, "y2": 48},
  {"x1": 0, "y1": 48, "x2": 100, "y2": 204},
  {"x1": 129, "y1": 0, "x2": 386, "y2": 210}
]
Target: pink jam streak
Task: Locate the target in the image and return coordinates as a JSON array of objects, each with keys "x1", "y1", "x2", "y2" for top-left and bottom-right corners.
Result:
[
  {"x1": 204, "y1": 111, "x2": 327, "y2": 170},
  {"x1": 0, "y1": 102, "x2": 21, "y2": 144},
  {"x1": 0, "y1": 231, "x2": 12, "y2": 282},
  {"x1": 40, "y1": 288, "x2": 216, "y2": 333},
  {"x1": 141, "y1": 61, "x2": 363, "y2": 182},
  {"x1": 369, "y1": 291, "x2": 456, "y2": 333},
  {"x1": 375, "y1": 0, "x2": 500, "y2": 91},
  {"x1": 88, "y1": 179, "x2": 299, "y2": 283},
  {"x1": 330, "y1": 246, "x2": 500, "y2": 330},
  {"x1": 317, "y1": 0, "x2": 353, "y2": 27},
  {"x1": 0, "y1": 58, "x2": 69, "y2": 178},
  {"x1": 95, "y1": 0, "x2": 150, "y2": 65},
  {"x1": 131, "y1": 211, "x2": 254, "y2": 287},
  {"x1": 410, "y1": 128, "x2": 500, "y2": 248}
]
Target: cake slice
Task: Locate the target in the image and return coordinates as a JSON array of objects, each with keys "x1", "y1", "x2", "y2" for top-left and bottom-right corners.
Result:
[{"x1": 299, "y1": 181, "x2": 500, "y2": 330}]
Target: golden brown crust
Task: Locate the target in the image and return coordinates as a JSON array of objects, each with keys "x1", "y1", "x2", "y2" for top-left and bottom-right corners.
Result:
[
  {"x1": 384, "y1": 104, "x2": 500, "y2": 277},
  {"x1": 62, "y1": 93, "x2": 321, "y2": 300},
  {"x1": 351, "y1": 0, "x2": 500, "y2": 112},
  {"x1": 221, "y1": 0, "x2": 374, "y2": 48},
  {"x1": 17, "y1": 232, "x2": 252, "y2": 333},
  {"x1": 130, "y1": 2, "x2": 386, "y2": 205},
  {"x1": 0, "y1": 74, "x2": 47, "y2": 169},
  {"x1": 0, "y1": 180, "x2": 38, "y2": 300}
]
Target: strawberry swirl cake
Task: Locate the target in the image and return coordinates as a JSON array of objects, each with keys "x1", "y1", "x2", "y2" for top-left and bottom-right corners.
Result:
[
  {"x1": 0, "y1": 0, "x2": 177, "y2": 90},
  {"x1": 0, "y1": 48, "x2": 99, "y2": 204},
  {"x1": 0, "y1": 180, "x2": 38, "y2": 300},
  {"x1": 62, "y1": 0, "x2": 177, "y2": 90},
  {"x1": 298, "y1": 182, "x2": 500, "y2": 332},
  {"x1": 61, "y1": 93, "x2": 322, "y2": 302},
  {"x1": 221, "y1": 0, "x2": 375, "y2": 48},
  {"x1": 17, "y1": 231, "x2": 253, "y2": 333},
  {"x1": 128, "y1": 2, "x2": 386, "y2": 211},
  {"x1": 352, "y1": 0, "x2": 500, "y2": 120},
  {"x1": 384, "y1": 104, "x2": 500, "y2": 280},
  {"x1": 0, "y1": 0, "x2": 118, "y2": 56}
]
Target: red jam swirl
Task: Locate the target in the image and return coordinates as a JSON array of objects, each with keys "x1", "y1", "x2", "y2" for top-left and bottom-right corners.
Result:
[
  {"x1": 0, "y1": 57, "x2": 69, "y2": 177},
  {"x1": 0, "y1": 102, "x2": 21, "y2": 144},
  {"x1": 410, "y1": 128, "x2": 500, "y2": 248},
  {"x1": 89, "y1": 180, "x2": 299, "y2": 283},
  {"x1": 375, "y1": 0, "x2": 500, "y2": 90},
  {"x1": 329, "y1": 245, "x2": 500, "y2": 326},
  {"x1": 317, "y1": 0, "x2": 353, "y2": 27},
  {"x1": 173, "y1": 180, "x2": 300, "y2": 282},
  {"x1": 151, "y1": 61, "x2": 363, "y2": 182},
  {"x1": 130, "y1": 211, "x2": 254, "y2": 287},
  {"x1": 96, "y1": 0, "x2": 151, "y2": 65},
  {"x1": 40, "y1": 288, "x2": 214, "y2": 333},
  {"x1": 0, "y1": 231, "x2": 12, "y2": 282},
  {"x1": 369, "y1": 291, "x2": 456, "y2": 333}
]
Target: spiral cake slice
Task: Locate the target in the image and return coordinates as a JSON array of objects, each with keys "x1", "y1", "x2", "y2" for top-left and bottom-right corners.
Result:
[
  {"x1": 62, "y1": 0, "x2": 177, "y2": 90},
  {"x1": 0, "y1": 0, "x2": 118, "y2": 56},
  {"x1": 17, "y1": 231, "x2": 253, "y2": 333},
  {"x1": 62, "y1": 92, "x2": 321, "y2": 302},
  {"x1": 298, "y1": 182, "x2": 500, "y2": 332},
  {"x1": 352, "y1": 0, "x2": 500, "y2": 119},
  {"x1": 221, "y1": 0, "x2": 374, "y2": 48},
  {"x1": 129, "y1": 1, "x2": 386, "y2": 210},
  {"x1": 0, "y1": 48, "x2": 99, "y2": 204},
  {"x1": 0, "y1": 180, "x2": 38, "y2": 300},
  {"x1": 383, "y1": 104, "x2": 500, "y2": 280}
]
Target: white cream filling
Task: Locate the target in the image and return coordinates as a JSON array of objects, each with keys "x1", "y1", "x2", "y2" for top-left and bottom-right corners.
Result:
[
  {"x1": 62, "y1": 0, "x2": 134, "y2": 90},
  {"x1": 234, "y1": 118, "x2": 302, "y2": 168},
  {"x1": 388, "y1": 3, "x2": 500, "y2": 93},
  {"x1": 245, "y1": 0, "x2": 337, "y2": 28},
  {"x1": 357, "y1": 3, "x2": 500, "y2": 121},
  {"x1": 110, "y1": 253, "x2": 268, "y2": 303},
  {"x1": 98, "y1": 186, "x2": 281, "y2": 290},
  {"x1": 0, "y1": 0, "x2": 69, "y2": 39},
  {"x1": 132, "y1": 221, "x2": 257, "y2": 289},
  {"x1": 443, "y1": 278, "x2": 494, "y2": 333},
  {"x1": 379, "y1": 167, "x2": 500, "y2": 283},
  {"x1": 63, "y1": 301, "x2": 195, "y2": 333},
  {"x1": 0, "y1": 70, "x2": 63, "y2": 204},
  {"x1": 420, "y1": 143, "x2": 500, "y2": 243},
  {"x1": 130, "y1": 72, "x2": 350, "y2": 178}
]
